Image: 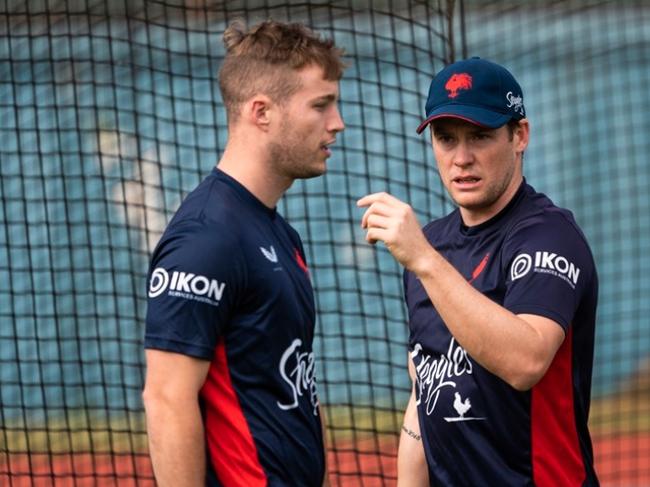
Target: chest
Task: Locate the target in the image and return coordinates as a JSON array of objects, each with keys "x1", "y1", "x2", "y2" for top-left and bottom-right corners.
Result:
[
  {"x1": 235, "y1": 219, "x2": 315, "y2": 339},
  {"x1": 405, "y1": 231, "x2": 509, "y2": 348}
]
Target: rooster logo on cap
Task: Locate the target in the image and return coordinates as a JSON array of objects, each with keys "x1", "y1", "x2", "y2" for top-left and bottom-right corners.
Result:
[{"x1": 445, "y1": 73, "x2": 472, "y2": 98}]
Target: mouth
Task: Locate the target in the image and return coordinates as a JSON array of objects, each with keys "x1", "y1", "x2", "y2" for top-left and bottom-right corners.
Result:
[
  {"x1": 452, "y1": 176, "x2": 481, "y2": 187},
  {"x1": 321, "y1": 140, "x2": 336, "y2": 157}
]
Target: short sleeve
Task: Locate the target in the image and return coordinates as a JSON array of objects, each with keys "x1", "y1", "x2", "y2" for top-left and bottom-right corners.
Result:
[
  {"x1": 502, "y1": 212, "x2": 595, "y2": 332},
  {"x1": 144, "y1": 219, "x2": 245, "y2": 359}
]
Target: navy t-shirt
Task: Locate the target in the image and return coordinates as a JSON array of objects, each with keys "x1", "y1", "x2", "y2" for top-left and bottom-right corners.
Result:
[
  {"x1": 145, "y1": 168, "x2": 324, "y2": 486},
  {"x1": 404, "y1": 181, "x2": 599, "y2": 486}
]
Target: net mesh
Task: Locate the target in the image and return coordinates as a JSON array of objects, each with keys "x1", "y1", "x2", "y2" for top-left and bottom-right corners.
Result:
[{"x1": 1, "y1": 1, "x2": 648, "y2": 485}]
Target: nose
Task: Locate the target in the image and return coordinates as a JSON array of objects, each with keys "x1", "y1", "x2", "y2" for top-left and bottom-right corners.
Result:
[
  {"x1": 328, "y1": 105, "x2": 345, "y2": 133},
  {"x1": 452, "y1": 141, "x2": 473, "y2": 167}
]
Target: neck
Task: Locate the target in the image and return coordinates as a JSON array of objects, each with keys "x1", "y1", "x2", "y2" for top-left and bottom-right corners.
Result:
[{"x1": 217, "y1": 139, "x2": 293, "y2": 209}]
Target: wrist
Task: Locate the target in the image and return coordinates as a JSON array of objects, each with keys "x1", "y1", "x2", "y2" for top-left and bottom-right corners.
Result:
[{"x1": 409, "y1": 245, "x2": 440, "y2": 278}]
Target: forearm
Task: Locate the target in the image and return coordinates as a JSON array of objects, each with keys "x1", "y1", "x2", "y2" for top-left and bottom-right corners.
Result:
[
  {"x1": 397, "y1": 391, "x2": 428, "y2": 487},
  {"x1": 413, "y1": 246, "x2": 555, "y2": 389},
  {"x1": 145, "y1": 396, "x2": 206, "y2": 486},
  {"x1": 357, "y1": 192, "x2": 560, "y2": 389}
]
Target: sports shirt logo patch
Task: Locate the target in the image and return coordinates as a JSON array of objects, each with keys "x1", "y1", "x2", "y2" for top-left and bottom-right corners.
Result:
[
  {"x1": 260, "y1": 245, "x2": 278, "y2": 263},
  {"x1": 148, "y1": 267, "x2": 226, "y2": 306},
  {"x1": 294, "y1": 248, "x2": 309, "y2": 275},
  {"x1": 468, "y1": 252, "x2": 489, "y2": 284},
  {"x1": 277, "y1": 338, "x2": 319, "y2": 416},
  {"x1": 412, "y1": 340, "x2": 486, "y2": 422},
  {"x1": 510, "y1": 253, "x2": 532, "y2": 281},
  {"x1": 506, "y1": 91, "x2": 525, "y2": 116},
  {"x1": 510, "y1": 251, "x2": 580, "y2": 289},
  {"x1": 445, "y1": 73, "x2": 472, "y2": 99},
  {"x1": 149, "y1": 267, "x2": 169, "y2": 298}
]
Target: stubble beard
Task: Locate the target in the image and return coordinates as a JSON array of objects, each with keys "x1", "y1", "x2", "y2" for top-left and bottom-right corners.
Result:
[
  {"x1": 268, "y1": 129, "x2": 325, "y2": 181},
  {"x1": 450, "y1": 164, "x2": 517, "y2": 213}
]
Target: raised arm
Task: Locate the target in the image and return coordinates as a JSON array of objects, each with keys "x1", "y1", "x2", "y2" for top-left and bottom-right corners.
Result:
[{"x1": 358, "y1": 193, "x2": 565, "y2": 391}]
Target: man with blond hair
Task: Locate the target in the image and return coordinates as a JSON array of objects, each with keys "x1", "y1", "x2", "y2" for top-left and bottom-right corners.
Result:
[{"x1": 143, "y1": 20, "x2": 345, "y2": 486}]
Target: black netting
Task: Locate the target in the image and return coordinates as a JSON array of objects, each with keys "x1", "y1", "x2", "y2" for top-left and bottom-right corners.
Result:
[{"x1": 1, "y1": 1, "x2": 648, "y2": 485}]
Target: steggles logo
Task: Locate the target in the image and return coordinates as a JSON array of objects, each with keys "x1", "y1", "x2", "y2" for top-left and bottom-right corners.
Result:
[
  {"x1": 412, "y1": 338, "x2": 473, "y2": 415},
  {"x1": 412, "y1": 340, "x2": 486, "y2": 422},
  {"x1": 277, "y1": 339, "x2": 319, "y2": 416},
  {"x1": 506, "y1": 91, "x2": 524, "y2": 116}
]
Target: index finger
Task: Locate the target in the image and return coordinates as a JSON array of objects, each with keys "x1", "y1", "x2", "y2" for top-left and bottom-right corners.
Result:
[{"x1": 356, "y1": 192, "x2": 400, "y2": 208}]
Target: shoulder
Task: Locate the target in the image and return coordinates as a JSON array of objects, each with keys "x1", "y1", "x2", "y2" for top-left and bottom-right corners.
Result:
[
  {"x1": 503, "y1": 187, "x2": 596, "y2": 280},
  {"x1": 159, "y1": 216, "x2": 240, "y2": 257},
  {"x1": 170, "y1": 173, "x2": 244, "y2": 229},
  {"x1": 151, "y1": 200, "x2": 245, "y2": 278},
  {"x1": 507, "y1": 187, "x2": 592, "y2": 254}
]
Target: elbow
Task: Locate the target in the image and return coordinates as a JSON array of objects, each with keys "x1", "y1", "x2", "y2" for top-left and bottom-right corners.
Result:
[
  {"x1": 142, "y1": 386, "x2": 153, "y2": 410},
  {"x1": 502, "y1": 359, "x2": 550, "y2": 392},
  {"x1": 142, "y1": 383, "x2": 199, "y2": 418},
  {"x1": 142, "y1": 384, "x2": 171, "y2": 417},
  {"x1": 142, "y1": 385, "x2": 180, "y2": 437},
  {"x1": 507, "y1": 374, "x2": 540, "y2": 392},
  {"x1": 142, "y1": 385, "x2": 158, "y2": 416}
]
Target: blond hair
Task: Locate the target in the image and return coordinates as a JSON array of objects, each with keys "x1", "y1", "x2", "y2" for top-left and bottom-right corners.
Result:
[{"x1": 219, "y1": 19, "x2": 345, "y2": 123}]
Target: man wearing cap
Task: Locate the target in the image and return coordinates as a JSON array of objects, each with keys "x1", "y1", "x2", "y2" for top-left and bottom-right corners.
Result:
[{"x1": 358, "y1": 57, "x2": 599, "y2": 486}]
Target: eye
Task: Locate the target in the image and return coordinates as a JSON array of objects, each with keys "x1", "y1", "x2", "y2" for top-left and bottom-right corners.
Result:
[
  {"x1": 473, "y1": 132, "x2": 492, "y2": 141},
  {"x1": 312, "y1": 101, "x2": 329, "y2": 111}
]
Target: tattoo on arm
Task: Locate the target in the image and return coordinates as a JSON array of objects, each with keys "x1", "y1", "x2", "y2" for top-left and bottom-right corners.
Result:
[{"x1": 402, "y1": 425, "x2": 421, "y2": 441}]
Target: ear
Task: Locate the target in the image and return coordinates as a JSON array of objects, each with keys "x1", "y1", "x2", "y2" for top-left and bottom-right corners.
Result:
[
  {"x1": 244, "y1": 95, "x2": 273, "y2": 132},
  {"x1": 514, "y1": 119, "x2": 530, "y2": 153}
]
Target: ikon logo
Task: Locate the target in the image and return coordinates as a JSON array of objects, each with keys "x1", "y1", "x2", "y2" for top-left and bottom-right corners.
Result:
[
  {"x1": 510, "y1": 251, "x2": 580, "y2": 287},
  {"x1": 148, "y1": 267, "x2": 226, "y2": 305}
]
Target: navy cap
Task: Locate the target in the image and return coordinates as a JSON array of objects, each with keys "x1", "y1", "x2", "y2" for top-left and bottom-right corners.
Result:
[{"x1": 416, "y1": 57, "x2": 526, "y2": 134}]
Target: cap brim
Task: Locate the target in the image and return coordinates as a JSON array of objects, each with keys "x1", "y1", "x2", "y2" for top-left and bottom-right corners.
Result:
[{"x1": 415, "y1": 106, "x2": 512, "y2": 134}]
